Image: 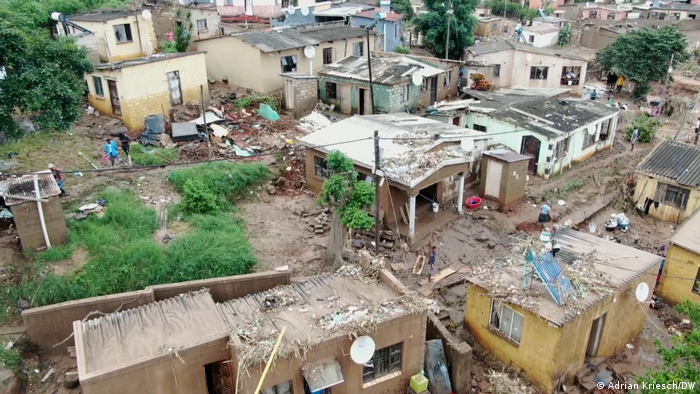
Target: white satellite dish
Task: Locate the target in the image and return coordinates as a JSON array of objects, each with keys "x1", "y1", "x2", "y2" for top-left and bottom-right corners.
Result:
[
  {"x1": 411, "y1": 73, "x2": 423, "y2": 86},
  {"x1": 142, "y1": 10, "x2": 152, "y2": 20},
  {"x1": 526, "y1": 54, "x2": 533, "y2": 63},
  {"x1": 635, "y1": 282, "x2": 650, "y2": 302},
  {"x1": 288, "y1": 7, "x2": 296, "y2": 14},
  {"x1": 350, "y1": 336, "x2": 375, "y2": 364},
  {"x1": 51, "y1": 12, "x2": 64, "y2": 22},
  {"x1": 587, "y1": 125, "x2": 596, "y2": 135},
  {"x1": 301, "y1": 6, "x2": 310, "y2": 15},
  {"x1": 304, "y1": 46, "x2": 316, "y2": 59}
]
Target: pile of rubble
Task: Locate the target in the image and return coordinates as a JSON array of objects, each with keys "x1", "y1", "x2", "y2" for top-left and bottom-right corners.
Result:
[
  {"x1": 381, "y1": 147, "x2": 471, "y2": 183},
  {"x1": 303, "y1": 209, "x2": 330, "y2": 235}
]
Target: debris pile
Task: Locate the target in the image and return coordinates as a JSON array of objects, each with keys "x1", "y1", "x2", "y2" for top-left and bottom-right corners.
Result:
[
  {"x1": 486, "y1": 370, "x2": 533, "y2": 394},
  {"x1": 305, "y1": 210, "x2": 330, "y2": 234},
  {"x1": 382, "y1": 147, "x2": 473, "y2": 183}
]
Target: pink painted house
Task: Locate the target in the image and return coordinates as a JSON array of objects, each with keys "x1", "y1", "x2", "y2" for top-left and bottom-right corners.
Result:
[{"x1": 581, "y1": 6, "x2": 628, "y2": 20}]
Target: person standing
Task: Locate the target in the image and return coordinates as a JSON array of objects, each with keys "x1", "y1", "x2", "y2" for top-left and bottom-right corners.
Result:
[
  {"x1": 538, "y1": 201, "x2": 552, "y2": 223},
  {"x1": 590, "y1": 89, "x2": 597, "y2": 100},
  {"x1": 118, "y1": 132, "x2": 132, "y2": 166},
  {"x1": 616, "y1": 76, "x2": 624, "y2": 93},
  {"x1": 428, "y1": 246, "x2": 437, "y2": 282},
  {"x1": 608, "y1": 97, "x2": 614, "y2": 106},
  {"x1": 105, "y1": 138, "x2": 121, "y2": 167},
  {"x1": 48, "y1": 164, "x2": 65, "y2": 195},
  {"x1": 630, "y1": 127, "x2": 639, "y2": 151}
]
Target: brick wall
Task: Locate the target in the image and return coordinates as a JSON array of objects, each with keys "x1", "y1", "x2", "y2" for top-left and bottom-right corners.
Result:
[
  {"x1": 319, "y1": 75, "x2": 420, "y2": 114},
  {"x1": 285, "y1": 76, "x2": 318, "y2": 117},
  {"x1": 13, "y1": 197, "x2": 68, "y2": 252}
]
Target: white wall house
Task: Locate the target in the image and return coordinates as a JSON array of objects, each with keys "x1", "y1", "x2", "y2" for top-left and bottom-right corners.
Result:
[
  {"x1": 521, "y1": 24, "x2": 561, "y2": 48},
  {"x1": 463, "y1": 96, "x2": 619, "y2": 178}
]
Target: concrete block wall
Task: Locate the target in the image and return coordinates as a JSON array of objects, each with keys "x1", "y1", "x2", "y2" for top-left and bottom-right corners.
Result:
[
  {"x1": 426, "y1": 313, "x2": 473, "y2": 394},
  {"x1": 13, "y1": 197, "x2": 68, "y2": 252},
  {"x1": 21, "y1": 271, "x2": 290, "y2": 355},
  {"x1": 319, "y1": 75, "x2": 419, "y2": 114},
  {"x1": 289, "y1": 77, "x2": 318, "y2": 117}
]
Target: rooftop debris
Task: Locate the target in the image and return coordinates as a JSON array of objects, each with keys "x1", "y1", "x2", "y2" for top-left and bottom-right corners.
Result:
[{"x1": 486, "y1": 370, "x2": 533, "y2": 394}]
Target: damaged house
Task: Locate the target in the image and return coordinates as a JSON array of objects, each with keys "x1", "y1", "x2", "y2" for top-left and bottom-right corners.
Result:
[
  {"x1": 299, "y1": 114, "x2": 490, "y2": 243},
  {"x1": 463, "y1": 40, "x2": 588, "y2": 95},
  {"x1": 74, "y1": 274, "x2": 427, "y2": 394},
  {"x1": 465, "y1": 229, "x2": 663, "y2": 394},
  {"x1": 317, "y1": 55, "x2": 457, "y2": 115},
  {"x1": 461, "y1": 91, "x2": 619, "y2": 178}
]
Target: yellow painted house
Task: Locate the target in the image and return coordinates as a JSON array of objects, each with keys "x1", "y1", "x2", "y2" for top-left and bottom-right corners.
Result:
[
  {"x1": 656, "y1": 209, "x2": 700, "y2": 305},
  {"x1": 465, "y1": 229, "x2": 662, "y2": 394},
  {"x1": 634, "y1": 140, "x2": 700, "y2": 223},
  {"x1": 87, "y1": 52, "x2": 209, "y2": 131}
]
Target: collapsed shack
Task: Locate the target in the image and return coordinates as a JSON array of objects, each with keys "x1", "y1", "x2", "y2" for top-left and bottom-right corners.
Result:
[{"x1": 74, "y1": 273, "x2": 430, "y2": 394}]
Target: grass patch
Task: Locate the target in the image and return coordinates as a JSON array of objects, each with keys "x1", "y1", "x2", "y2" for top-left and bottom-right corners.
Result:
[
  {"x1": 0, "y1": 132, "x2": 93, "y2": 173},
  {"x1": 233, "y1": 94, "x2": 281, "y2": 112},
  {"x1": 0, "y1": 346, "x2": 23, "y2": 374},
  {"x1": 542, "y1": 178, "x2": 588, "y2": 202},
  {"x1": 0, "y1": 182, "x2": 261, "y2": 317},
  {"x1": 130, "y1": 144, "x2": 179, "y2": 166}
]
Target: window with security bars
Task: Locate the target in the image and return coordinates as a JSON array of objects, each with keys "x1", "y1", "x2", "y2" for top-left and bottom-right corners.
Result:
[
  {"x1": 362, "y1": 343, "x2": 403, "y2": 382},
  {"x1": 655, "y1": 182, "x2": 690, "y2": 210},
  {"x1": 314, "y1": 156, "x2": 331, "y2": 178}
]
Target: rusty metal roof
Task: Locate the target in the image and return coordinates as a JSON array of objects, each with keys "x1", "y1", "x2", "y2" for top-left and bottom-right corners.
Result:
[
  {"x1": 0, "y1": 174, "x2": 61, "y2": 206},
  {"x1": 635, "y1": 140, "x2": 700, "y2": 188},
  {"x1": 670, "y1": 208, "x2": 700, "y2": 256}
]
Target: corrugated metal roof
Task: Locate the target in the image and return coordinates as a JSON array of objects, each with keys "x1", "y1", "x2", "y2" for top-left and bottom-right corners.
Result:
[
  {"x1": 236, "y1": 25, "x2": 370, "y2": 53},
  {"x1": 318, "y1": 55, "x2": 443, "y2": 85},
  {"x1": 526, "y1": 249, "x2": 578, "y2": 306},
  {"x1": 94, "y1": 52, "x2": 204, "y2": 70},
  {"x1": 635, "y1": 140, "x2": 700, "y2": 188},
  {"x1": 670, "y1": 208, "x2": 700, "y2": 256},
  {"x1": 465, "y1": 40, "x2": 586, "y2": 61},
  {"x1": 483, "y1": 149, "x2": 531, "y2": 163},
  {"x1": 68, "y1": 10, "x2": 137, "y2": 22},
  {"x1": 0, "y1": 174, "x2": 61, "y2": 206}
]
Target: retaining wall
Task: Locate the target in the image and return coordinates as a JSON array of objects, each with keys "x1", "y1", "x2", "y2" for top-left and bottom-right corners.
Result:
[{"x1": 21, "y1": 271, "x2": 290, "y2": 355}]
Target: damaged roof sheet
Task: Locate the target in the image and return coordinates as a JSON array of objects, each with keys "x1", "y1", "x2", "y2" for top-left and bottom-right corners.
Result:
[
  {"x1": 466, "y1": 40, "x2": 586, "y2": 61},
  {"x1": 236, "y1": 25, "x2": 369, "y2": 53},
  {"x1": 298, "y1": 114, "x2": 490, "y2": 187},
  {"x1": 670, "y1": 209, "x2": 700, "y2": 256},
  {"x1": 68, "y1": 9, "x2": 137, "y2": 22},
  {"x1": 318, "y1": 55, "x2": 444, "y2": 85},
  {"x1": 635, "y1": 139, "x2": 700, "y2": 188},
  {"x1": 78, "y1": 291, "x2": 228, "y2": 374},
  {"x1": 0, "y1": 174, "x2": 61, "y2": 206},
  {"x1": 465, "y1": 228, "x2": 663, "y2": 327}
]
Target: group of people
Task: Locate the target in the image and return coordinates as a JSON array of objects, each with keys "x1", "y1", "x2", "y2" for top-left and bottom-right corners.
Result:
[
  {"x1": 104, "y1": 132, "x2": 132, "y2": 167},
  {"x1": 605, "y1": 74, "x2": 625, "y2": 93}
]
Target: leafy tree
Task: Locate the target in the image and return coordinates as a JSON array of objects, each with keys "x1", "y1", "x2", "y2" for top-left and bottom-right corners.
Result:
[
  {"x1": 317, "y1": 151, "x2": 376, "y2": 268},
  {"x1": 163, "y1": 8, "x2": 193, "y2": 53},
  {"x1": 625, "y1": 114, "x2": 659, "y2": 143},
  {"x1": 415, "y1": 0, "x2": 479, "y2": 59},
  {"x1": 639, "y1": 301, "x2": 700, "y2": 393},
  {"x1": 558, "y1": 24, "x2": 571, "y2": 47},
  {"x1": 390, "y1": 0, "x2": 414, "y2": 20},
  {"x1": 484, "y1": 0, "x2": 541, "y2": 21},
  {"x1": 596, "y1": 26, "x2": 689, "y2": 97}
]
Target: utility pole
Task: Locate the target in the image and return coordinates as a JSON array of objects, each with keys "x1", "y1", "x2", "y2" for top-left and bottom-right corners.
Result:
[
  {"x1": 444, "y1": 0, "x2": 453, "y2": 60},
  {"x1": 373, "y1": 130, "x2": 381, "y2": 255}
]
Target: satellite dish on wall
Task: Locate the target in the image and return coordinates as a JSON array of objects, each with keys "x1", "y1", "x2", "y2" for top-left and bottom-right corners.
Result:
[
  {"x1": 411, "y1": 73, "x2": 423, "y2": 86},
  {"x1": 350, "y1": 336, "x2": 375, "y2": 364},
  {"x1": 587, "y1": 125, "x2": 596, "y2": 135},
  {"x1": 51, "y1": 12, "x2": 65, "y2": 22},
  {"x1": 142, "y1": 10, "x2": 152, "y2": 20},
  {"x1": 288, "y1": 7, "x2": 296, "y2": 14},
  {"x1": 304, "y1": 46, "x2": 316, "y2": 59},
  {"x1": 301, "y1": 6, "x2": 310, "y2": 15},
  {"x1": 526, "y1": 54, "x2": 533, "y2": 63},
  {"x1": 635, "y1": 282, "x2": 650, "y2": 302}
]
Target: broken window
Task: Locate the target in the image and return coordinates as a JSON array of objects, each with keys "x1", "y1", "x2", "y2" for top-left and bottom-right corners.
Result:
[
  {"x1": 363, "y1": 343, "x2": 403, "y2": 382},
  {"x1": 494, "y1": 64, "x2": 501, "y2": 77},
  {"x1": 561, "y1": 66, "x2": 581, "y2": 86},
  {"x1": 655, "y1": 182, "x2": 690, "y2": 210},
  {"x1": 599, "y1": 118, "x2": 611, "y2": 141},
  {"x1": 323, "y1": 47, "x2": 334, "y2": 65},
  {"x1": 196, "y1": 19, "x2": 208, "y2": 30},
  {"x1": 659, "y1": 12, "x2": 667, "y2": 20},
  {"x1": 607, "y1": 12, "x2": 616, "y2": 19},
  {"x1": 261, "y1": 380, "x2": 293, "y2": 394},
  {"x1": 353, "y1": 41, "x2": 364, "y2": 57},
  {"x1": 326, "y1": 82, "x2": 337, "y2": 100},
  {"x1": 529, "y1": 66, "x2": 548, "y2": 80},
  {"x1": 693, "y1": 268, "x2": 700, "y2": 295},
  {"x1": 583, "y1": 126, "x2": 597, "y2": 147},
  {"x1": 489, "y1": 300, "x2": 524, "y2": 344},
  {"x1": 472, "y1": 124, "x2": 487, "y2": 132},
  {"x1": 650, "y1": 11, "x2": 659, "y2": 19},
  {"x1": 113, "y1": 23, "x2": 133, "y2": 42},
  {"x1": 280, "y1": 55, "x2": 297, "y2": 72},
  {"x1": 314, "y1": 156, "x2": 331, "y2": 178},
  {"x1": 589, "y1": 11, "x2": 598, "y2": 19},
  {"x1": 92, "y1": 76, "x2": 104, "y2": 96},
  {"x1": 671, "y1": 12, "x2": 681, "y2": 20},
  {"x1": 555, "y1": 137, "x2": 569, "y2": 158},
  {"x1": 401, "y1": 84, "x2": 410, "y2": 103}
]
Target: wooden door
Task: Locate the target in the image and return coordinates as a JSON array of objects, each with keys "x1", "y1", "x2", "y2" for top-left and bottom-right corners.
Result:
[
  {"x1": 586, "y1": 313, "x2": 607, "y2": 357},
  {"x1": 485, "y1": 161, "x2": 502, "y2": 198},
  {"x1": 207, "y1": 360, "x2": 234, "y2": 394},
  {"x1": 107, "y1": 80, "x2": 121, "y2": 116},
  {"x1": 341, "y1": 84, "x2": 351, "y2": 114},
  {"x1": 520, "y1": 136, "x2": 540, "y2": 175},
  {"x1": 167, "y1": 71, "x2": 183, "y2": 105}
]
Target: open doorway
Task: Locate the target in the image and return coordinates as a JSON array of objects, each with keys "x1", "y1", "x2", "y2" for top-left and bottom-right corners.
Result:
[
  {"x1": 586, "y1": 313, "x2": 607, "y2": 357},
  {"x1": 418, "y1": 183, "x2": 439, "y2": 208},
  {"x1": 205, "y1": 360, "x2": 233, "y2": 394},
  {"x1": 359, "y1": 88, "x2": 367, "y2": 115}
]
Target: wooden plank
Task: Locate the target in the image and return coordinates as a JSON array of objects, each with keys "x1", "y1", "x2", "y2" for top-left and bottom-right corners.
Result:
[
  {"x1": 431, "y1": 268, "x2": 456, "y2": 283},
  {"x1": 399, "y1": 206, "x2": 408, "y2": 225},
  {"x1": 412, "y1": 255, "x2": 424, "y2": 274},
  {"x1": 415, "y1": 256, "x2": 426, "y2": 275},
  {"x1": 390, "y1": 262, "x2": 406, "y2": 271},
  {"x1": 418, "y1": 285, "x2": 433, "y2": 297}
]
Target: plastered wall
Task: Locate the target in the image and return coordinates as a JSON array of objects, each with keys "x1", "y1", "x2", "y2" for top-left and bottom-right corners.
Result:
[
  {"x1": 657, "y1": 244, "x2": 700, "y2": 305},
  {"x1": 76, "y1": 16, "x2": 158, "y2": 62}
]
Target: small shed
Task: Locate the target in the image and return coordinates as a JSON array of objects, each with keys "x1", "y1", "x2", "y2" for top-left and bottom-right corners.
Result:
[
  {"x1": 479, "y1": 149, "x2": 530, "y2": 211},
  {"x1": 281, "y1": 72, "x2": 318, "y2": 118},
  {"x1": 0, "y1": 174, "x2": 67, "y2": 252}
]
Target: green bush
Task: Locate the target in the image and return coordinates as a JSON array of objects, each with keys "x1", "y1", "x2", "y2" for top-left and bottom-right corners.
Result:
[
  {"x1": 130, "y1": 144, "x2": 179, "y2": 166},
  {"x1": 484, "y1": 0, "x2": 544, "y2": 20},
  {"x1": 169, "y1": 162, "x2": 271, "y2": 203},
  {"x1": 234, "y1": 94, "x2": 281, "y2": 112},
  {"x1": 626, "y1": 114, "x2": 659, "y2": 143},
  {"x1": 182, "y1": 178, "x2": 219, "y2": 215},
  {"x1": 394, "y1": 46, "x2": 411, "y2": 54},
  {"x1": 0, "y1": 347, "x2": 23, "y2": 374}
]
